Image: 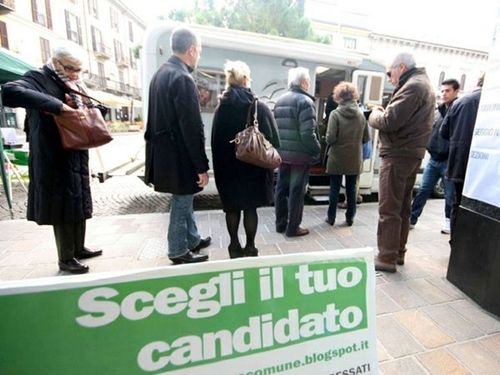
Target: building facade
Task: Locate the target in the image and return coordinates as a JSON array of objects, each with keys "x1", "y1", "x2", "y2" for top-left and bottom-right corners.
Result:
[
  {"x1": 305, "y1": 0, "x2": 489, "y2": 97},
  {"x1": 0, "y1": 0, "x2": 145, "y2": 126}
]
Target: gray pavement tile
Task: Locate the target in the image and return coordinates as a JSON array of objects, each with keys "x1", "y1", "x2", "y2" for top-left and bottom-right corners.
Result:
[
  {"x1": 0, "y1": 251, "x2": 38, "y2": 267},
  {"x1": 447, "y1": 341, "x2": 500, "y2": 375},
  {"x1": 139, "y1": 237, "x2": 167, "y2": 260},
  {"x1": 315, "y1": 238, "x2": 346, "y2": 251},
  {"x1": 448, "y1": 300, "x2": 500, "y2": 334},
  {"x1": 478, "y1": 334, "x2": 500, "y2": 360},
  {"x1": 393, "y1": 309, "x2": 455, "y2": 349},
  {"x1": 377, "y1": 340, "x2": 391, "y2": 362},
  {"x1": 377, "y1": 315, "x2": 424, "y2": 358},
  {"x1": 416, "y1": 349, "x2": 472, "y2": 375},
  {"x1": 421, "y1": 305, "x2": 485, "y2": 342},
  {"x1": 376, "y1": 288, "x2": 402, "y2": 315},
  {"x1": 405, "y1": 278, "x2": 456, "y2": 305},
  {"x1": 379, "y1": 357, "x2": 428, "y2": 375},
  {"x1": 379, "y1": 281, "x2": 430, "y2": 309},
  {"x1": 24, "y1": 264, "x2": 62, "y2": 279},
  {"x1": 426, "y1": 277, "x2": 466, "y2": 300},
  {"x1": 0, "y1": 265, "x2": 36, "y2": 281}
]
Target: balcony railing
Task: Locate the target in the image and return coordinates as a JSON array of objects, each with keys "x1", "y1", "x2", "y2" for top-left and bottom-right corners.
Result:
[
  {"x1": 115, "y1": 56, "x2": 129, "y2": 68},
  {"x1": 0, "y1": 0, "x2": 15, "y2": 15},
  {"x1": 93, "y1": 43, "x2": 112, "y2": 59},
  {"x1": 83, "y1": 73, "x2": 141, "y2": 100}
]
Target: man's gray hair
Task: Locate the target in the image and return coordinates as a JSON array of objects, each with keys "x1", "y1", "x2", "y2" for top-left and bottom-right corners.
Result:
[
  {"x1": 171, "y1": 27, "x2": 200, "y2": 54},
  {"x1": 52, "y1": 44, "x2": 85, "y2": 63},
  {"x1": 288, "y1": 67, "x2": 310, "y2": 88},
  {"x1": 391, "y1": 51, "x2": 417, "y2": 69}
]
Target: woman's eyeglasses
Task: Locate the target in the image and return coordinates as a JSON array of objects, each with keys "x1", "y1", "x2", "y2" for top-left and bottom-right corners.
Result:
[{"x1": 57, "y1": 59, "x2": 82, "y2": 73}]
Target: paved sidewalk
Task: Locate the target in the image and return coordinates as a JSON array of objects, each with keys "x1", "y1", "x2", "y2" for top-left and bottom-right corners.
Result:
[{"x1": 1, "y1": 199, "x2": 499, "y2": 374}]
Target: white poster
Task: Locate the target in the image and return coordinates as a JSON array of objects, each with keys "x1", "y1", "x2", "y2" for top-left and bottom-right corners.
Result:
[{"x1": 463, "y1": 9, "x2": 500, "y2": 208}]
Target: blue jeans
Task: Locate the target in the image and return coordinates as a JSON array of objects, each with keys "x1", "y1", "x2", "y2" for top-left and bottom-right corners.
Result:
[
  {"x1": 410, "y1": 158, "x2": 454, "y2": 224},
  {"x1": 168, "y1": 194, "x2": 201, "y2": 258},
  {"x1": 328, "y1": 174, "x2": 357, "y2": 224},
  {"x1": 275, "y1": 163, "x2": 310, "y2": 235}
]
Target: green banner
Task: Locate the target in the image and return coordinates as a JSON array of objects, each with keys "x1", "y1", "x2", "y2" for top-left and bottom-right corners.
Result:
[{"x1": 0, "y1": 249, "x2": 378, "y2": 375}]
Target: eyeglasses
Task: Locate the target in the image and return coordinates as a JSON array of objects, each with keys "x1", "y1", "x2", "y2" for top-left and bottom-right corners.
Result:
[{"x1": 57, "y1": 59, "x2": 82, "y2": 73}]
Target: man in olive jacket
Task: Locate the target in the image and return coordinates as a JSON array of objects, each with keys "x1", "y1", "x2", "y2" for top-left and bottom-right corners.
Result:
[
  {"x1": 369, "y1": 51, "x2": 436, "y2": 273},
  {"x1": 145, "y1": 27, "x2": 210, "y2": 264},
  {"x1": 274, "y1": 67, "x2": 321, "y2": 237}
]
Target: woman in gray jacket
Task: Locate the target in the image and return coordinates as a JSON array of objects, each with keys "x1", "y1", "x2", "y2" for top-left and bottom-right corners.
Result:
[{"x1": 325, "y1": 82, "x2": 370, "y2": 226}]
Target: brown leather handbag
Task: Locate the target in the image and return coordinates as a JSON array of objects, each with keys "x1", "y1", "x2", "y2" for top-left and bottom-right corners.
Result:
[
  {"x1": 52, "y1": 84, "x2": 113, "y2": 150},
  {"x1": 231, "y1": 99, "x2": 281, "y2": 169}
]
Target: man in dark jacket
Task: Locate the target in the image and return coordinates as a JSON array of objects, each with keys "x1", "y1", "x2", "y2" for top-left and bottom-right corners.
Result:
[
  {"x1": 410, "y1": 78, "x2": 459, "y2": 234},
  {"x1": 369, "y1": 51, "x2": 436, "y2": 273},
  {"x1": 2, "y1": 45, "x2": 103, "y2": 274},
  {"x1": 145, "y1": 27, "x2": 210, "y2": 264},
  {"x1": 273, "y1": 67, "x2": 321, "y2": 237},
  {"x1": 440, "y1": 74, "x2": 484, "y2": 243}
]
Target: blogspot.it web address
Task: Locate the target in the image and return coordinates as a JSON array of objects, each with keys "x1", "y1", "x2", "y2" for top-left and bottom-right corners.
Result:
[{"x1": 238, "y1": 340, "x2": 372, "y2": 375}]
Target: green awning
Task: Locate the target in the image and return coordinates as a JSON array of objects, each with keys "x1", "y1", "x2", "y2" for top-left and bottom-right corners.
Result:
[{"x1": 0, "y1": 47, "x2": 37, "y2": 84}]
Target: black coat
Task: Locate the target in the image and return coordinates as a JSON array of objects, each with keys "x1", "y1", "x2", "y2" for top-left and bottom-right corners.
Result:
[
  {"x1": 1, "y1": 67, "x2": 92, "y2": 225},
  {"x1": 211, "y1": 87, "x2": 280, "y2": 212},
  {"x1": 144, "y1": 56, "x2": 209, "y2": 195},
  {"x1": 440, "y1": 88, "x2": 482, "y2": 183}
]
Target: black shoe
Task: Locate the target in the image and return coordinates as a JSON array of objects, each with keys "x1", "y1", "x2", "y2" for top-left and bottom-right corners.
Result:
[
  {"x1": 276, "y1": 227, "x2": 286, "y2": 234},
  {"x1": 228, "y1": 244, "x2": 245, "y2": 259},
  {"x1": 58, "y1": 258, "x2": 89, "y2": 274},
  {"x1": 346, "y1": 220, "x2": 353, "y2": 226},
  {"x1": 244, "y1": 245, "x2": 258, "y2": 257},
  {"x1": 190, "y1": 237, "x2": 212, "y2": 254},
  {"x1": 169, "y1": 251, "x2": 209, "y2": 264},
  {"x1": 325, "y1": 218, "x2": 334, "y2": 226},
  {"x1": 75, "y1": 247, "x2": 103, "y2": 260}
]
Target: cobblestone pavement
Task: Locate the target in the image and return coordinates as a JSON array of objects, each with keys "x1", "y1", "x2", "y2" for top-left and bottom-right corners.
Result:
[{"x1": 0, "y1": 175, "x2": 223, "y2": 221}]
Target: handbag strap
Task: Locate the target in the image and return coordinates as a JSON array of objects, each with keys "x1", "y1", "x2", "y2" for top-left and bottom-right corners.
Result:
[
  {"x1": 246, "y1": 98, "x2": 259, "y2": 128},
  {"x1": 45, "y1": 66, "x2": 104, "y2": 105}
]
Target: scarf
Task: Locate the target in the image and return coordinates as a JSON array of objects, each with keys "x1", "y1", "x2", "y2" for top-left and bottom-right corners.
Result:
[{"x1": 46, "y1": 60, "x2": 86, "y2": 109}]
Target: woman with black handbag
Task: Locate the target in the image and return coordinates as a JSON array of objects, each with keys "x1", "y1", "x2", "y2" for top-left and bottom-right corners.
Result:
[{"x1": 211, "y1": 60, "x2": 280, "y2": 258}]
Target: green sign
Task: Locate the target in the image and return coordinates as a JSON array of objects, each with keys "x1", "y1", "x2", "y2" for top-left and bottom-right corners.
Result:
[{"x1": 0, "y1": 249, "x2": 378, "y2": 375}]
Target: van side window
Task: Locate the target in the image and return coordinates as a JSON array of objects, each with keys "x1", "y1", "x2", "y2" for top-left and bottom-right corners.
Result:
[{"x1": 195, "y1": 69, "x2": 225, "y2": 112}]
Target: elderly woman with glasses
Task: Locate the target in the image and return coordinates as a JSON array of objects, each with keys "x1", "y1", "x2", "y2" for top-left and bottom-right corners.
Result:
[{"x1": 1, "y1": 44, "x2": 103, "y2": 274}]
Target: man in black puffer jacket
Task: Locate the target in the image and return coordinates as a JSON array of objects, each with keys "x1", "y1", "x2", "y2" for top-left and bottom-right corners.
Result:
[{"x1": 273, "y1": 67, "x2": 321, "y2": 237}]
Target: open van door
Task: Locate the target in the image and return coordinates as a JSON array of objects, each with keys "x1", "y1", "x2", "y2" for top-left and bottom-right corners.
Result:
[{"x1": 352, "y1": 70, "x2": 385, "y2": 194}]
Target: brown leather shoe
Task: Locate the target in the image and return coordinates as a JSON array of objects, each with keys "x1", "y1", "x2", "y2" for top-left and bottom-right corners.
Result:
[
  {"x1": 286, "y1": 228, "x2": 309, "y2": 237},
  {"x1": 374, "y1": 258, "x2": 397, "y2": 273}
]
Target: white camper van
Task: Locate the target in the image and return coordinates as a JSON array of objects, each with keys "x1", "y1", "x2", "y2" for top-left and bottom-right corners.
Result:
[{"x1": 140, "y1": 22, "x2": 413, "y2": 199}]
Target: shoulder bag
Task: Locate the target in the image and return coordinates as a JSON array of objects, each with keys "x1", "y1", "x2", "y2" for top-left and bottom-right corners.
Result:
[
  {"x1": 230, "y1": 99, "x2": 281, "y2": 169},
  {"x1": 52, "y1": 81, "x2": 113, "y2": 151}
]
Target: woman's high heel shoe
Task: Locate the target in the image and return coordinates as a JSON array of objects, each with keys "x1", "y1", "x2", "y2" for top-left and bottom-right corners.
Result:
[
  {"x1": 244, "y1": 245, "x2": 259, "y2": 257},
  {"x1": 228, "y1": 244, "x2": 245, "y2": 259}
]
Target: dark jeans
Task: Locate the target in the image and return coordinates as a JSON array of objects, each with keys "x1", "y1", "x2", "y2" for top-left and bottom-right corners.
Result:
[
  {"x1": 275, "y1": 163, "x2": 310, "y2": 235},
  {"x1": 328, "y1": 174, "x2": 357, "y2": 224},
  {"x1": 377, "y1": 157, "x2": 421, "y2": 263},
  {"x1": 53, "y1": 220, "x2": 86, "y2": 262},
  {"x1": 450, "y1": 182, "x2": 464, "y2": 244},
  {"x1": 410, "y1": 158, "x2": 454, "y2": 224}
]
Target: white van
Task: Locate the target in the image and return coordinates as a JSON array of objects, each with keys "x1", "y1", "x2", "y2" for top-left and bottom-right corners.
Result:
[{"x1": 139, "y1": 22, "x2": 440, "y2": 199}]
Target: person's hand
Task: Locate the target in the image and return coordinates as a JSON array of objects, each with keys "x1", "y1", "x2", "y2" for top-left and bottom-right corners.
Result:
[
  {"x1": 197, "y1": 172, "x2": 209, "y2": 187},
  {"x1": 60, "y1": 103, "x2": 75, "y2": 112},
  {"x1": 64, "y1": 94, "x2": 78, "y2": 109},
  {"x1": 372, "y1": 105, "x2": 385, "y2": 113}
]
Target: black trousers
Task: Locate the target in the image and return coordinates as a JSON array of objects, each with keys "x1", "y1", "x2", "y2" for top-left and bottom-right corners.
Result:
[{"x1": 52, "y1": 220, "x2": 86, "y2": 262}]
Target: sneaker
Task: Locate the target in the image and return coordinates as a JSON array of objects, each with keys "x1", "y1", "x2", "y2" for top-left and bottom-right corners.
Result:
[
  {"x1": 441, "y1": 218, "x2": 451, "y2": 234},
  {"x1": 409, "y1": 223, "x2": 416, "y2": 229}
]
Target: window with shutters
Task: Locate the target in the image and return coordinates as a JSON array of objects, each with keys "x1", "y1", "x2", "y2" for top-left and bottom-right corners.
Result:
[
  {"x1": 110, "y1": 8, "x2": 119, "y2": 32},
  {"x1": 88, "y1": 0, "x2": 98, "y2": 18},
  {"x1": 40, "y1": 37, "x2": 50, "y2": 62},
  {"x1": 460, "y1": 74, "x2": 466, "y2": 90},
  {"x1": 91, "y1": 26, "x2": 102, "y2": 53},
  {"x1": 128, "y1": 21, "x2": 134, "y2": 42},
  {"x1": 129, "y1": 48, "x2": 137, "y2": 69},
  {"x1": 64, "y1": 10, "x2": 82, "y2": 45},
  {"x1": 97, "y1": 62, "x2": 106, "y2": 87},
  {"x1": 0, "y1": 21, "x2": 8, "y2": 49},
  {"x1": 31, "y1": 0, "x2": 53, "y2": 29},
  {"x1": 114, "y1": 39, "x2": 124, "y2": 64}
]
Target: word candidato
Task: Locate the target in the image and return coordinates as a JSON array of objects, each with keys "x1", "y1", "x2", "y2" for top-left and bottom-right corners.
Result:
[{"x1": 75, "y1": 265, "x2": 365, "y2": 372}]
